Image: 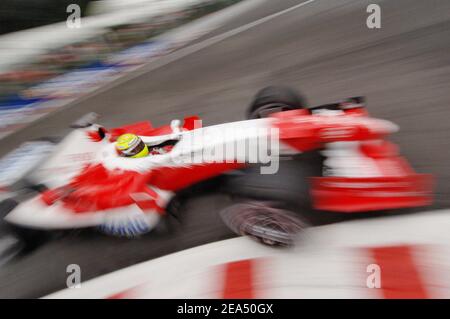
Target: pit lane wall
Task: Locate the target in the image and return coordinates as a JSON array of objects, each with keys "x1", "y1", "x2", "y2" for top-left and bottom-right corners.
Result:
[
  {"x1": 45, "y1": 209, "x2": 450, "y2": 299},
  {"x1": 0, "y1": 0, "x2": 251, "y2": 140}
]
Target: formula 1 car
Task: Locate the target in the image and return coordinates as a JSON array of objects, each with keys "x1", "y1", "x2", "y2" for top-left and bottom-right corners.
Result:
[{"x1": 0, "y1": 87, "x2": 433, "y2": 249}]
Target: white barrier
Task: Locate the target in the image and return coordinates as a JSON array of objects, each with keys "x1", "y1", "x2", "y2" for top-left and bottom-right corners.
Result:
[{"x1": 46, "y1": 209, "x2": 450, "y2": 299}]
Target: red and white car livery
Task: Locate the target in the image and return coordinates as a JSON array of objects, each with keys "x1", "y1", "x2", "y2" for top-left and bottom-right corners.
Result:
[{"x1": 0, "y1": 96, "x2": 433, "y2": 239}]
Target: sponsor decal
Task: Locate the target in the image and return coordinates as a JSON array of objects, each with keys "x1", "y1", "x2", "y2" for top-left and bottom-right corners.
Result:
[{"x1": 171, "y1": 123, "x2": 281, "y2": 174}]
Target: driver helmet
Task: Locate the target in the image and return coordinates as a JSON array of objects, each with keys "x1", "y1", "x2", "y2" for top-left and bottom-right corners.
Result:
[{"x1": 115, "y1": 133, "x2": 149, "y2": 158}]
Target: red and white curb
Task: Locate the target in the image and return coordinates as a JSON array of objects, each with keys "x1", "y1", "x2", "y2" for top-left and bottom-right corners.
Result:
[{"x1": 45, "y1": 209, "x2": 450, "y2": 299}]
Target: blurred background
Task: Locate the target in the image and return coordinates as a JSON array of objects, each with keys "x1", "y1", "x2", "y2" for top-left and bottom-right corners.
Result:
[
  {"x1": 0, "y1": 0, "x2": 240, "y2": 107},
  {"x1": 0, "y1": 0, "x2": 449, "y2": 298},
  {"x1": 1, "y1": 0, "x2": 92, "y2": 35}
]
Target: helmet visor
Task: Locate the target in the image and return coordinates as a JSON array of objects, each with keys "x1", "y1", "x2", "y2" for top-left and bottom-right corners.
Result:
[{"x1": 120, "y1": 139, "x2": 146, "y2": 157}]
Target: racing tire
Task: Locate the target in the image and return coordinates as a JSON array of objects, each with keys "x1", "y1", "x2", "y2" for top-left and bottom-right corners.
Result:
[
  {"x1": 0, "y1": 199, "x2": 52, "y2": 252},
  {"x1": 220, "y1": 201, "x2": 308, "y2": 247},
  {"x1": 247, "y1": 86, "x2": 307, "y2": 119},
  {"x1": 223, "y1": 152, "x2": 323, "y2": 211},
  {"x1": 0, "y1": 199, "x2": 17, "y2": 234}
]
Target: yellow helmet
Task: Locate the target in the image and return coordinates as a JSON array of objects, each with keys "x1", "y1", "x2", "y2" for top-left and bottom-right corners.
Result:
[{"x1": 115, "y1": 133, "x2": 149, "y2": 158}]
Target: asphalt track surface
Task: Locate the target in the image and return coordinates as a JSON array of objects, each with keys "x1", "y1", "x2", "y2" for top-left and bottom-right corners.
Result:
[{"x1": 1, "y1": 0, "x2": 450, "y2": 298}]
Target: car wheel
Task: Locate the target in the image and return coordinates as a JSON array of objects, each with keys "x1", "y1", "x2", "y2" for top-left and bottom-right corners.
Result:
[
  {"x1": 220, "y1": 201, "x2": 308, "y2": 247},
  {"x1": 223, "y1": 152, "x2": 323, "y2": 210},
  {"x1": 0, "y1": 199, "x2": 52, "y2": 252},
  {"x1": 247, "y1": 86, "x2": 307, "y2": 119}
]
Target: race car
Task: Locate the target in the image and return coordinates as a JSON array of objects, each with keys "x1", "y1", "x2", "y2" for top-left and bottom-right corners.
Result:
[{"x1": 0, "y1": 87, "x2": 433, "y2": 249}]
